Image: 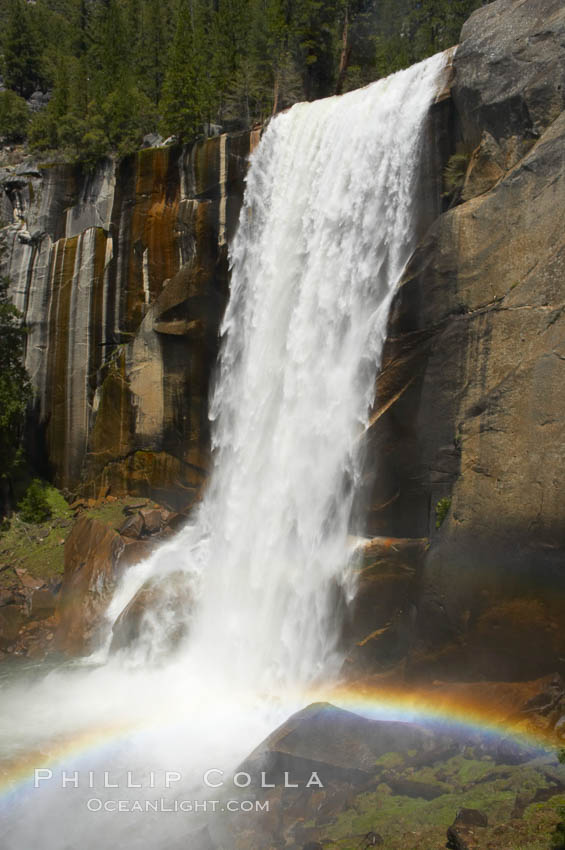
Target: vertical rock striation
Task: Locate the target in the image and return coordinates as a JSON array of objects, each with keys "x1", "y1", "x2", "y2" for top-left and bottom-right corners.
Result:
[{"x1": 0, "y1": 133, "x2": 255, "y2": 507}]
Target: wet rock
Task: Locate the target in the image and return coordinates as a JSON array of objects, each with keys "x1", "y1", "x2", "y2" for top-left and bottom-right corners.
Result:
[
  {"x1": 30, "y1": 588, "x2": 57, "y2": 619},
  {"x1": 242, "y1": 703, "x2": 434, "y2": 785},
  {"x1": 0, "y1": 605, "x2": 25, "y2": 648},
  {"x1": 495, "y1": 737, "x2": 538, "y2": 766},
  {"x1": 118, "y1": 512, "x2": 145, "y2": 539},
  {"x1": 110, "y1": 571, "x2": 193, "y2": 653},
  {"x1": 122, "y1": 501, "x2": 149, "y2": 516},
  {"x1": 55, "y1": 516, "x2": 124, "y2": 654},
  {"x1": 118, "y1": 539, "x2": 155, "y2": 570},
  {"x1": 164, "y1": 512, "x2": 188, "y2": 533},
  {"x1": 139, "y1": 508, "x2": 162, "y2": 534},
  {"x1": 344, "y1": 536, "x2": 427, "y2": 675}
]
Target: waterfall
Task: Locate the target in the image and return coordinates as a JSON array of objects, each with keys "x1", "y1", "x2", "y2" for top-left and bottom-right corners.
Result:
[{"x1": 0, "y1": 52, "x2": 448, "y2": 850}]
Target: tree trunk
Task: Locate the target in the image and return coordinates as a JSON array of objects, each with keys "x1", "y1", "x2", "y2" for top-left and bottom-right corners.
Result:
[{"x1": 335, "y1": 5, "x2": 351, "y2": 95}]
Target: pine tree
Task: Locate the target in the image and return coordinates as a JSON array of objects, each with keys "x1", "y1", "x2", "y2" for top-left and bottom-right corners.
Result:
[
  {"x1": 0, "y1": 275, "x2": 31, "y2": 488},
  {"x1": 160, "y1": 0, "x2": 208, "y2": 141},
  {"x1": 2, "y1": 0, "x2": 44, "y2": 98}
]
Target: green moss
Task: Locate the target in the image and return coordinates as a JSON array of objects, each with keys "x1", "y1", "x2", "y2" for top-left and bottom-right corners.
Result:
[
  {"x1": 435, "y1": 497, "x2": 451, "y2": 529},
  {"x1": 310, "y1": 748, "x2": 564, "y2": 850},
  {"x1": 85, "y1": 497, "x2": 157, "y2": 532},
  {"x1": 374, "y1": 751, "x2": 406, "y2": 768}
]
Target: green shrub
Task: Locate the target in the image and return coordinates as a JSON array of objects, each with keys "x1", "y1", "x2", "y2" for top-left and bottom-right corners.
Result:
[
  {"x1": 435, "y1": 496, "x2": 451, "y2": 529},
  {"x1": 18, "y1": 479, "x2": 52, "y2": 524},
  {"x1": 0, "y1": 90, "x2": 29, "y2": 143},
  {"x1": 553, "y1": 814, "x2": 565, "y2": 850}
]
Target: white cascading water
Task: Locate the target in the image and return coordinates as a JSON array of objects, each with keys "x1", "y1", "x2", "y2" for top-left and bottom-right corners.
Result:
[{"x1": 0, "y1": 52, "x2": 448, "y2": 849}]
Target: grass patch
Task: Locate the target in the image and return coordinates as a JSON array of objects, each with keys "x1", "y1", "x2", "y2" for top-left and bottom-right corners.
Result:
[
  {"x1": 0, "y1": 487, "x2": 156, "y2": 588},
  {"x1": 0, "y1": 483, "x2": 73, "y2": 585}
]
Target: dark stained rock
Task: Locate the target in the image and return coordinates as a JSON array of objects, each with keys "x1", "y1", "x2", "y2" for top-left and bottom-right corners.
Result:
[
  {"x1": 118, "y1": 512, "x2": 145, "y2": 539},
  {"x1": 139, "y1": 508, "x2": 162, "y2": 534},
  {"x1": 360, "y1": 835, "x2": 383, "y2": 848},
  {"x1": 446, "y1": 825, "x2": 478, "y2": 850},
  {"x1": 0, "y1": 604, "x2": 25, "y2": 648},
  {"x1": 30, "y1": 588, "x2": 57, "y2": 619},
  {"x1": 55, "y1": 516, "x2": 124, "y2": 654},
  {"x1": 1, "y1": 132, "x2": 254, "y2": 508},
  {"x1": 454, "y1": 809, "x2": 488, "y2": 829},
  {"x1": 242, "y1": 703, "x2": 434, "y2": 785},
  {"x1": 344, "y1": 537, "x2": 428, "y2": 675},
  {"x1": 164, "y1": 512, "x2": 188, "y2": 533},
  {"x1": 384, "y1": 776, "x2": 447, "y2": 800},
  {"x1": 494, "y1": 737, "x2": 539, "y2": 766},
  {"x1": 446, "y1": 809, "x2": 488, "y2": 850},
  {"x1": 117, "y1": 538, "x2": 155, "y2": 569}
]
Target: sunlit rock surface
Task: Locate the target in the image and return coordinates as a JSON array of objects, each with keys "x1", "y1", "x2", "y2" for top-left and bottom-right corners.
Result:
[{"x1": 0, "y1": 132, "x2": 257, "y2": 507}]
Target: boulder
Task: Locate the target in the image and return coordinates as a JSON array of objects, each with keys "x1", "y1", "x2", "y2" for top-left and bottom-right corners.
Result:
[
  {"x1": 118, "y1": 512, "x2": 145, "y2": 539},
  {"x1": 139, "y1": 508, "x2": 162, "y2": 534},
  {"x1": 242, "y1": 702, "x2": 434, "y2": 785},
  {"x1": 110, "y1": 571, "x2": 193, "y2": 654},
  {"x1": 454, "y1": 809, "x2": 488, "y2": 829},
  {"x1": 118, "y1": 538, "x2": 155, "y2": 569},
  {"x1": 55, "y1": 516, "x2": 124, "y2": 654},
  {"x1": 446, "y1": 808, "x2": 487, "y2": 850}
]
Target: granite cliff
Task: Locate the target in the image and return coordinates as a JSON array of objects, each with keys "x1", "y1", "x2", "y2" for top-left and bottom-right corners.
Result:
[
  {"x1": 1, "y1": 0, "x2": 564, "y2": 690},
  {"x1": 0, "y1": 131, "x2": 258, "y2": 508},
  {"x1": 355, "y1": 0, "x2": 565, "y2": 685}
]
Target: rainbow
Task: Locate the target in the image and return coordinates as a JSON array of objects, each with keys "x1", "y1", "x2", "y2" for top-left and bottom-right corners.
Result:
[{"x1": 0, "y1": 680, "x2": 559, "y2": 803}]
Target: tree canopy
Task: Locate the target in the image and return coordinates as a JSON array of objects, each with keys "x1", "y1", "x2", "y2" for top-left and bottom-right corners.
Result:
[
  {"x1": 0, "y1": 274, "x2": 31, "y2": 485},
  {"x1": 0, "y1": 0, "x2": 491, "y2": 159}
]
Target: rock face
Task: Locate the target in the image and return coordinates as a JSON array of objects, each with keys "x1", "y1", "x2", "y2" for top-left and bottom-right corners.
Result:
[
  {"x1": 110, "y1": 570, "x2": 193, "y2": 655},
  {"x1": 361, "y1": 0, "x2": 565, "y2": 681},
  {"x1": 2, "y1": 0, "x2": 564, "y2": 686},
  {"x1": 55, "y1": 515, "x2": 125, "y2": 653},
  {"x1": 0, "y1": 132, "x2": 258, "y2": 508}
]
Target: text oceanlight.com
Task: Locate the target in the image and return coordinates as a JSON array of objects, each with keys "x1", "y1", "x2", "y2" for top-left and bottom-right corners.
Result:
[{"x1": 85, "y1": 799, "x2": 270, "y2": 813}]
